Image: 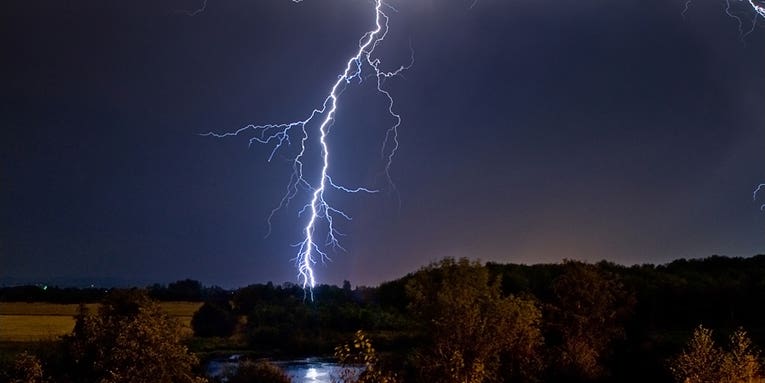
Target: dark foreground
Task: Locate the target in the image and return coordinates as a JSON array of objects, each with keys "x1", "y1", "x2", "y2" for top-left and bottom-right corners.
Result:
[{"x1": 2, "y1": 255, "x2": 765, "y2": 383}]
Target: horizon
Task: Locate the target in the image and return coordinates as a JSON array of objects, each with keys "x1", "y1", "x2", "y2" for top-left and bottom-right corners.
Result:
[{"x1": 4, "y1": 252, "x2": 764, "y2": 290}]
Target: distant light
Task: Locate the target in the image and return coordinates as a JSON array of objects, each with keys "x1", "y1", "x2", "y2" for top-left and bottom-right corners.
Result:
[{"x1": 306, "y1": 368, "x2": 319, "y2": 380}]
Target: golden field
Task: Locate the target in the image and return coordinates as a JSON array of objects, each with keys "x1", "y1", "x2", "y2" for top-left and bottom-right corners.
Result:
[{"x1": 0, "y1": 302, "x2": 203, "y2": 342}]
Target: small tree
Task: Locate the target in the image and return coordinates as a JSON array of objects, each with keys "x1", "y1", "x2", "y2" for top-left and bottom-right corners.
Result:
[
  {"x1": 670, "y1": 325, "x2": 722, "y2": 383},
  {"x1": 62, "y1": 290, "x2": 207, "y2": 383},
  {"x1": 547, "y1": 260, "x2": 633, "y2": 380},
  {"x1": 5, "y1": 352, "x2": 46, "y2": 383},
  {"x1": 191, "y1": 301, "x2": 237, "y2": 337},
  {"x1": 720, "y1": 328, "x2": 761, "y2": 383},
  {"x1": 671, "y1": 325, "x2": 763, "y2": 383}
]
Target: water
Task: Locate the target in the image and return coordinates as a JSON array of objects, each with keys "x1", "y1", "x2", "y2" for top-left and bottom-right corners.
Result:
[
  {"x1": 205, "y1": 355, "x2": 240, "y2": 379},
  {"x1": 278, "y1": 358, "x2": 361, "y2": 383},
  {"x1": 206, "y1": 356, "x2": 363, "y2": 383}
]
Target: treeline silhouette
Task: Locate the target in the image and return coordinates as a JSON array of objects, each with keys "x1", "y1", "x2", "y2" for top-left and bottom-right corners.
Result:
[{"x1": 0, "y1": 279, "x2": 227, "y2": 303}]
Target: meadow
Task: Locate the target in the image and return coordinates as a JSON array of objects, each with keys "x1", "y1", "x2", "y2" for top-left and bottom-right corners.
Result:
[{"x1": 0, "y1": 302, "x2": 202, "y2": 342}]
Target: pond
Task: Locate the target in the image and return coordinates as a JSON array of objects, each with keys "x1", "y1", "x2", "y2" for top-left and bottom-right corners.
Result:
[{"x1": 206, "y1": 356, "x2": 363, "y2": 383}]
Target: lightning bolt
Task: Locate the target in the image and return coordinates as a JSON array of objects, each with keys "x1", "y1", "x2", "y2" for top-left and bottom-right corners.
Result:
[
  {"x1": 680, "y1": 0, "x2": 763, "y2": 208},
  {"x1": 755, "y1": 184, "x2": 765, "y2": 211},
  {"x1": 748, "y1": 0, "x2": 765, "y2": 16},
  {"x1": 682, "y1": 0, "x2": 693, "y2": 18},
  {"x1": 177, "y1": 0, "x2": 207, "y2": 16},
  {"x1": 683, "y1": 0, "x2": 764, "y2": 39},
  {"x1": 201, "y1": 0, "x2": 412, "y2": 294}
]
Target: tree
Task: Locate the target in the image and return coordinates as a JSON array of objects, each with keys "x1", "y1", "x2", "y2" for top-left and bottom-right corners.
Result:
[
  {"x1": 671, "y1": 325, "x2": 764, "y2": 383},
  {"x1": 546, "y1": 260, "x2": 633, "y2": 380},
  {"x1": 191, "y1": 301, "x2": 237, "y2": 337},
  {"x1": 670, "y1": 325, "x2": 722, "y2": 383},
  {"x1": 4, "y1": 352, "x2": 45, "y2": 383},
  {"x1": 62, "y1": 290, "x2": 207, "y2": 383},
  {"x1": 720, "y1": 328, "x2": 761, "y2": 383},
  {"x1": 406, "y1": 258, "x2": 544, "y2": 383}
]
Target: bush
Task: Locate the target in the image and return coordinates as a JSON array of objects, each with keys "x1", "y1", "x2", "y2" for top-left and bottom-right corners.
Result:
[
  {"x1": 61, "y1": 290, "x2": 207, "y2": 383},
  {"x1": 192, "y1": 301, "x2": 237, "y2": 338},
  {"x1": 225, "y1": 360, "x2": 290, "y2": 383},
  {"x1": 334, "y1": 330, "x2": 399, "y2": 383},
  {"x1": 4, "y1": 352, "x2": 45, "y2": 383}
]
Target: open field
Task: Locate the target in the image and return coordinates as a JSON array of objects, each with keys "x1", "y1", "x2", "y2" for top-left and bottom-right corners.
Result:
[{"x1": 0, "y1": 302, "x2": 202, "y2": 342}]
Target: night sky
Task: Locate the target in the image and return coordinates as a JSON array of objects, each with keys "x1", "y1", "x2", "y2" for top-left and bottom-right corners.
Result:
[{"x1": 2, "y1": 0, "x2": 764, "y2": 288}]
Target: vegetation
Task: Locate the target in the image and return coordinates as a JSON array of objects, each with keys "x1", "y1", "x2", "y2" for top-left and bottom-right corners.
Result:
[
  {"x1": 545, "y1": 260, "x2": 633, "y2": 381},
  {"x1": 3, "y1": 352, "x2": 45, "y2": 383},
  {"x1": 406, "y1": 258, "x2": 543, "y2": 383},
  {"x1": 224, "y1": 360, "x2": 290, "y2": 383},
  {"x1": 59, "y1": 291, "x2": 207, "y2": 383},
  {"x1": 191, "y1": 301, "x2": 237, "y2": 338},
  {"x1": 335, "y1": 330, "x2": 399, "y2": 383},
  {"x1": 3, "y1": 255, "x2": 765, "y2": 383},
  {"x1": 670, "y1": 325, "x2": 763, "y2": 383}
]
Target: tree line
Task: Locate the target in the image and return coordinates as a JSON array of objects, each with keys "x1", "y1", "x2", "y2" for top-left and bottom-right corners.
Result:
[{"x1": 0, "y1": 279, "x2": 227, "y2": 303}]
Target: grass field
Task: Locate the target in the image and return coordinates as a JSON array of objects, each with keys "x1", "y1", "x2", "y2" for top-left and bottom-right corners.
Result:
[{"x1": 0, "y1": 302, "x2": 202, "y2": 342}]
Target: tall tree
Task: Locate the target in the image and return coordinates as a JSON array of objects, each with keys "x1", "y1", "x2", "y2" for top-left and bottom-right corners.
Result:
[
  {"x1": 406, "y1": 258, "x2": 544, "y2": 383},
  {"x1": 546, "y1": 260, "x2": 633, "y2": 380}
]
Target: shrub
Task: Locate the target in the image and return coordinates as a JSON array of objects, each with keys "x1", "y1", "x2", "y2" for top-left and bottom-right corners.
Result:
[
  {"x1": 192, "y1": 301, "x2": 237, "y2": 338},
  {"x1": 225, "y1": 360, "x2": 290, "y2": 383},
  {"x1": 5, "y1": 352, "x2": 45, "y2": 383},
  {"x1": 334, "y1": 330, "x2": 399, "y2": 383}
]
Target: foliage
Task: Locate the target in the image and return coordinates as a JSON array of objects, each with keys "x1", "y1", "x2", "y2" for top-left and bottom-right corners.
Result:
[
  {"x1": 670, "y1": 325, "x2": 722, "y2": 383},
  {"x1": 191, "y1": 301, "x2": 237, "y2": 338},
  {"x1": 670, "y1": 325, "x2": 763, "y2": 383},
  {"x1": 3, "y1": 352, "x2": 45, "y2": 383},
  {"x1": 61, "y1": 290, "x2": 207, "y2": 383},
  {"x1": 334, "y1": 330, "x2": 399, "y2": 383},
  {"x1": 720, "y1": 328, "x2": 762, "y2": 383},
  {"x1": 240, "y1": 282, "x2": 408, "y2": 355},
  {"x1": 406, "y1": 258, "x2": 544, "y2": 383},
  {"x1": 546, "y1": 260, "x2": 633, "y2": 380},
  {"x1": 224, "y1": 360, "x2": 290, "y2": 383},
  {"x1": 7, "y1": 255, "x2": 765, "y2": 382}
]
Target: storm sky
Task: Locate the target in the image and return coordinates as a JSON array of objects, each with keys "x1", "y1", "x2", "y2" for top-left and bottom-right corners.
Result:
[{"x1": 2, "y1": 0, "x2": 764, "y2": 288}]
